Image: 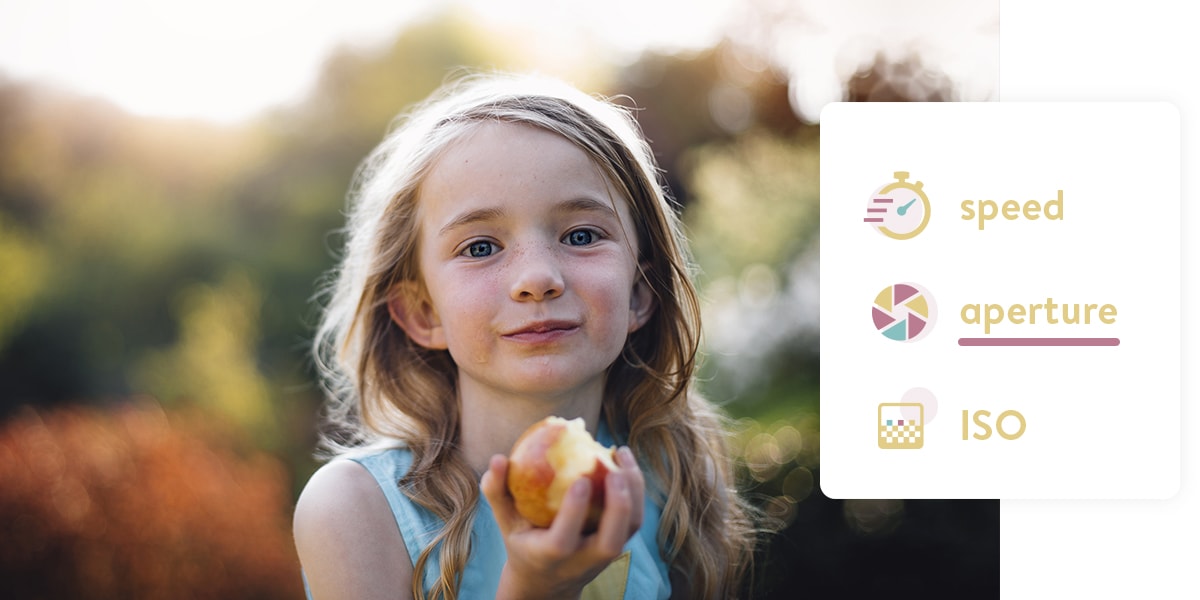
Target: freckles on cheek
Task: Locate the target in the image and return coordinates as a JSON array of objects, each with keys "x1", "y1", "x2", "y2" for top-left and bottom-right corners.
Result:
[
  {"x1": 442, "y1": 328, "x2": 489, "y2": 366},
  {"x1": 443, "y1": 302, "x2": 492, "y2": 365},
  {"x1": 467, "y1": 330, "x2": 491, "y2": 365}
]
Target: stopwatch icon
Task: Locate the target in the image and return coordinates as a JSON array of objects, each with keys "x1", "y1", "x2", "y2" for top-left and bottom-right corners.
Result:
[{"x1": 863, "y1": 171, "x2": 931, "y2": 240}]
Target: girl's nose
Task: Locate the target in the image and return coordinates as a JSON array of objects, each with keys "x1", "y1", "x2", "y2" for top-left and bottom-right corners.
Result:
[{"x1": 509, "y1": 245, "x2": 564, "y2": 301}]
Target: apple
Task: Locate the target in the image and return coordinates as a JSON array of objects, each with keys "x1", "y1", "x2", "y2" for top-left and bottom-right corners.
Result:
[{"x1": 506, "y1": 416, "x2": 618, "y2": 532}]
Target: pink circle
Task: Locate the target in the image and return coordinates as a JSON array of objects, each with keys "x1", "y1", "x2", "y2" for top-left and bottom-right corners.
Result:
[{"x1": 900, "y1": 387, "x2": 938, "y2": 424}]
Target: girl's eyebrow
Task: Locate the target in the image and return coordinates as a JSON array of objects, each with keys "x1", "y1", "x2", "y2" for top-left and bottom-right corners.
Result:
[
  {"x1": 438, "y1": 207, "x2": 506, "y2": 237},
  {"x1": 556, "y1": 197, "x2": 619, "y2": 218},
  {"x1": 437, "y1": 198, "x2": 619, "y2": 237}
]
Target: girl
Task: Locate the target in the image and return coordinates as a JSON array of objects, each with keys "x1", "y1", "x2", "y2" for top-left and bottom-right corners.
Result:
[{"x1": 293, "y1": 72, "x2": 756, "y2": 599}]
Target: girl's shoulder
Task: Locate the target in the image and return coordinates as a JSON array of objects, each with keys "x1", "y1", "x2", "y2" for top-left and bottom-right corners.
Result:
[
  {"x1": 295, "y1": 458, "x2": 396, "y2": 535},
  {"x1": 299, "y1": 443, "x2": 420, "y2": 533},
  {"x1": 298, "y1": 442, "x2": 413, "y2": 512},
  {"x1": 293, "y1": 456, "x2": 414, "y2": 597}
]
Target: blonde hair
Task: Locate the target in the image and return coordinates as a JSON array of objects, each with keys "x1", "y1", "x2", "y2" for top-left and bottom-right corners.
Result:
[{"x1": 312, "y1": 72, "x2": 756, "y2": 599}]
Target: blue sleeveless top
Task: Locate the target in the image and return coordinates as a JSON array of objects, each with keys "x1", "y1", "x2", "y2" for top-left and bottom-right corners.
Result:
[{"x1": 306, "y1": 423, "x2": 671, "y2": 599}]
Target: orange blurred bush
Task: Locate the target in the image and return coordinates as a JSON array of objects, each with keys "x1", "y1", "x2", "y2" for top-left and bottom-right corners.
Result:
[{"x1": 0, "y1": 400, "x2": 303, "y2": 599}]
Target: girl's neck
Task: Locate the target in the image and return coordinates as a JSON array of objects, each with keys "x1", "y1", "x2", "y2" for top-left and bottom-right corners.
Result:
[{"x1": 457, "y1": 380, "x2": 605, "y2": 476}]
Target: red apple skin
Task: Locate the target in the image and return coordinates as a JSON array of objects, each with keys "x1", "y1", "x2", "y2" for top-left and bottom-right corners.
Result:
[
  {"x1": 506, "y1": 417, "x2": 614, "y2": 533},
  {"x1": 507, "y1": 419, "x2": 566, "y2": 528}
]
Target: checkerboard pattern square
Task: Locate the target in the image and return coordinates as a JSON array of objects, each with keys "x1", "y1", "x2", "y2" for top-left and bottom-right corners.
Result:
[
  {"x1": 877, "y1": 403, "x2": 925, "y2": 449},
  {"x1": 879, "y1": 424, "x2": 922, "y2": 446}
]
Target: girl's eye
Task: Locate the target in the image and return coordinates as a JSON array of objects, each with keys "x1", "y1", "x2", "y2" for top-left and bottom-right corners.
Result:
[
  {"x1": 565, "y1": 229, "x2": 596, "y2": 246},
  {"x1": 464, "y1": 241, "x2": 496, "y2": 258}
]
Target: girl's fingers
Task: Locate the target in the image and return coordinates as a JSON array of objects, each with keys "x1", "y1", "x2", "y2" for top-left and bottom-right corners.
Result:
[
  {"x1": 545, "y1": 478, "x2": 592, "y2": 551},
  {"x1": 615, "y1": 447, "x2": 644, "y2": 533},
  {"x1": 479, "y1": 454, "x2": 509, "y2": 501},
  {"x1": 488, "y1": 448, "x2": 645, "y2": 570},
  {"x1": 480, "y1": 454, "x2": 522, "y2": 534},
  {"x1": 591, "y1": 470, "x2": 634, "y2": 557}
]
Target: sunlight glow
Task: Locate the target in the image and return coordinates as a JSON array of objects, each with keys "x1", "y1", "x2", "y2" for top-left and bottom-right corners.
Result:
[
  {"x1": 1, "y1": 1, "x2": 435, "y2": 122},
  {"x1": 0, "y1": 0, "x2": 735, "y2": 122},
  {"x1": 0, "y1": 0, "x2": 995, "y2": 123}
]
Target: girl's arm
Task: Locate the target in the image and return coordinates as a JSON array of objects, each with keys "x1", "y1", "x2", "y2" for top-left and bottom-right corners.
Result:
[
  {"x1": 294, "y1": 460, "x2": 414, "y2": 599},
  {"x1": 480, "y1": 447, "x2": 645, "y2": 600}
]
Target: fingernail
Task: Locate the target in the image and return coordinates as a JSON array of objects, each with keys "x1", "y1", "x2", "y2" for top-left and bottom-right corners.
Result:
[{"x1": 618, "y1": 446, "x2": 635, "y2": 464}]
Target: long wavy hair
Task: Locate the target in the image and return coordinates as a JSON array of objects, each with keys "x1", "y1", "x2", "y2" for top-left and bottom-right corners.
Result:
[{"x1": 312, "y1": 72, "x2": 756, "y2": 599}]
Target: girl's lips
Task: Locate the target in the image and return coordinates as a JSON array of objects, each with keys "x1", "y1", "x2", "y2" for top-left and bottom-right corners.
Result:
[{"x1": 503, "y1": 321, "x2": 580, "y2": 343}]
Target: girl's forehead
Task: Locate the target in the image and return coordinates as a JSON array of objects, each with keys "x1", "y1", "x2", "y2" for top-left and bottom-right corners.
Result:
[
  {"x1": 435, "y1": 119, "x2": 587, "y2": 167},
  {"x1": 418, "y1": 120, "x2": 636, "y2": 220}
]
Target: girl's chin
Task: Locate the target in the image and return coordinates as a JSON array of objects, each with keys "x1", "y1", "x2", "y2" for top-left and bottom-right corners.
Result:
[
  {"x1": 465, "y1": 374, "x2": 607, "y2": 401},
  {"x1": 456, "y1": 354, "x2": 620, "y2": 397}
]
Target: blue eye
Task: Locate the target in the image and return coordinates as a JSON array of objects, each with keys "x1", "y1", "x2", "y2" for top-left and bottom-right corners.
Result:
[
  {"x1": 565, "y1": 229, "x2": 596, "y2": 246},
  {"x1": 465, "y1": 241, "x2": 495, "y2": 257}
]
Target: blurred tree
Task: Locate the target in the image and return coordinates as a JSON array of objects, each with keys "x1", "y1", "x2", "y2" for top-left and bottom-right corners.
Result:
[
  {"x1": 614, "y1": 40, "x2": 808, "y2": 208},
  {"x1": 0, "y1": 214, "x2": 47, "y2": 350},
  {"x1": 684, "y1": 131, "x2": 821, "y2": 414},
  {"x1": 0, "y1": 79, "x2": 270, "y2": 414},
  {"x1": 845, "y1": 52, "x2": 960, "y2": 102},
  {"x1": 685, "y1": 132, "x2": 818, "y2": 283},
  {"x1": 300, "y1": 9, "x2": 537, "y2": 140},
  {"x1": 133, "y1": 271, "x2": 278, "y2": 448}
]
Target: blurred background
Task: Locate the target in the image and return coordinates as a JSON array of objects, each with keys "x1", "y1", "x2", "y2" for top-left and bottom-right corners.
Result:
[{"x1": 0, "y1": 0, "x2": 999, "y2": 597}]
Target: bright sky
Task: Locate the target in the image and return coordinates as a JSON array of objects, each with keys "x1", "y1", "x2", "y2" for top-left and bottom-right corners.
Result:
[
  {"x1": 0, "y1": 0, "x2": 436, "y2": 122},
  {"x1": 0, "y1": 0, "x2": 997, "y2": 123}
]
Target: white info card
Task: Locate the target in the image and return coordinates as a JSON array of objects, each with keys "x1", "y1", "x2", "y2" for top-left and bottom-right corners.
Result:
[{"x1": 819, "y1": 102, "x2": 1180, "y2": 499}]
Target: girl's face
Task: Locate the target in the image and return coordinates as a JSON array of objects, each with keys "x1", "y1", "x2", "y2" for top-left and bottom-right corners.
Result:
[{"x1": 395, "y1": 121, "x2": 655, "y2": 403}]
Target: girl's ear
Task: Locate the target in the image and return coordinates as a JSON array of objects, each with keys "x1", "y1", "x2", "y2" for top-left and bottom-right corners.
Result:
[
  {"x1": 628, "y1": 269, "x2": 657, "y2": 333},
  {"x1": 387, "y1": 282, "x2": 448, "y2": 350}
]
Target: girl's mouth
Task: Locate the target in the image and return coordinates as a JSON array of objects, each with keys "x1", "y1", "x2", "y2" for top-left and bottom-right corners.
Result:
[{"x1": 503, "y1": 320, "x2": 579, "y2": 343}]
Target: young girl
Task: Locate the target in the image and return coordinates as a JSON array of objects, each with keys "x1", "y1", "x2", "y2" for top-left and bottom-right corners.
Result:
[{"x1": 293, "y1": 72, "x2": 756, "y2": 600}]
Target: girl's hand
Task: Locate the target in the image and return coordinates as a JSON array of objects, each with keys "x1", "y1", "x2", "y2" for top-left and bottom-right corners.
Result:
[{"x1": 480, "y1": 446, "x2": 645, "y2": 600}]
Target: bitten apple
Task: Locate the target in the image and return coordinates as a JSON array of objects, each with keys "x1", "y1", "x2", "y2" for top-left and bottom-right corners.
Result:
[{"x1": 506, "y1": 416, "x2": 618, "y2": 532}]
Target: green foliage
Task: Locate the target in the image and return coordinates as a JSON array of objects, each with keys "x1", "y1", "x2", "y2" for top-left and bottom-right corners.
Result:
[
  {"x1": 133, "y1": 271, "x2": 276, "y2": 447},
  {"x1": 0, "y1": 215, "x2": 47, "y2": 349},
  {"x1": 685, "y1": 131, "x2": 819, "y2": 284},
  {"x1": 304, "y1": 10, "x2": 533, "y2": 138}
]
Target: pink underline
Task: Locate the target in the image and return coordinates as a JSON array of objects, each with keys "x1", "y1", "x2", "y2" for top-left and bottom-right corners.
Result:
[{"x1": 958, "y1": 337, "x2": 1121, "y2": 347}]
